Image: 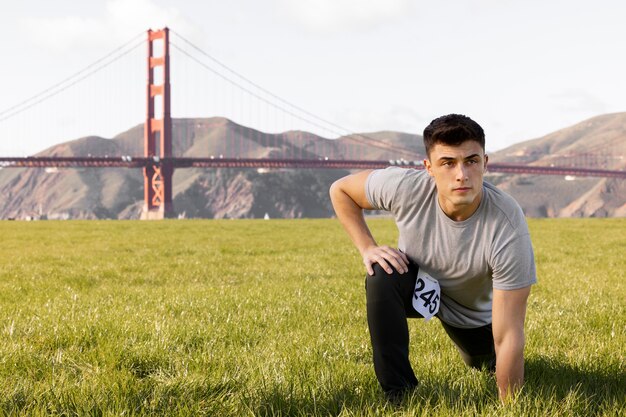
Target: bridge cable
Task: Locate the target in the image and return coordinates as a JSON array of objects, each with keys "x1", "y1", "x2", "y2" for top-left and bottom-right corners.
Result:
[
  {"x1": 170, "y1": 30, "x2": 421, "y2": 158},
  {"x1": 0, "y1": 32, "x2": 145, "y2": 123},
  {"x1": 171, "y1": 42, "x2": 347, "y2": 137}
]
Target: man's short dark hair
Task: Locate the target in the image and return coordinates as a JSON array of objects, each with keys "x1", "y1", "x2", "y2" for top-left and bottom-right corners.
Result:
[{"x1": 423, "y1": 114, "x2": 485, "y2": 157}]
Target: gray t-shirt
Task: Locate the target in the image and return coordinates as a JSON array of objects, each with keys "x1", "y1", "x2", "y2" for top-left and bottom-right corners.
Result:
[{"x1": 366, "y1": 167, "x2": 537, "y2": 328}]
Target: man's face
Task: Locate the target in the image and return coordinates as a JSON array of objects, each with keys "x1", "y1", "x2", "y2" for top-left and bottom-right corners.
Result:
[{"x1": 424, "y1": 140, "x2": 488, "y2": 221}]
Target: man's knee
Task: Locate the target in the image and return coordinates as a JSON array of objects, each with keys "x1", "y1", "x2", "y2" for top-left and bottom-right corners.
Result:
[
  {"x1": 365, "y1": 262, "x2": 415, "y2": 302},
  {"x1": 439, "y1": 321, "x2": 496, "y2": 371},
  {"x1": 366, "y1": 263, "x2": 402, "y2": 288},
  {"x1": 462, "y1": 353, "x2": 496, "y2": 372},
  {"x1": 368, "y1": 262, "x2": 407, "y2": 278}
]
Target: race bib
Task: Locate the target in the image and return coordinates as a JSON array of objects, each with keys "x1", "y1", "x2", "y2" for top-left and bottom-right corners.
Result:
[{"x1": 412, "y1": 270, "x2": 441, "y2": 321}]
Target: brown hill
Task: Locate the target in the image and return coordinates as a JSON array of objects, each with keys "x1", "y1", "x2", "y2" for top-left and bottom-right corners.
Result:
[
  {"x1": 0, "y1": 117, "x2": 419, "y2": 219},
  {"x1": 488, "y1": 113, "x2": 626, "y2": 217},
  {"x1": 0, "y1": 114, "x2": 623, "y2": 219},
  {"x1": 490, "y1": 112, "x2": 626, "y2": 167}
]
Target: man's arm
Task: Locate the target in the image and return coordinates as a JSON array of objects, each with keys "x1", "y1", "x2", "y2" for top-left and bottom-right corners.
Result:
[
  {"x1": 492, "y1": 286, "x2": 531, "y2": 401},
  {"x1": 329, "y1": 170, "x2": 408, "y2": 275}
]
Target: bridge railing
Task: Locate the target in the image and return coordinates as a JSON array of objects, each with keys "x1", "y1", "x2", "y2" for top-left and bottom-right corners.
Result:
[{"x1": 1, "y1": 156, "x2": 624, "y2": 179}]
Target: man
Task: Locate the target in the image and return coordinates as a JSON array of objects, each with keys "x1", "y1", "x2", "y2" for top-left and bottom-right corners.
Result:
[{"x1": 329, "y1": 114, "x2": 536, "y2": 402}]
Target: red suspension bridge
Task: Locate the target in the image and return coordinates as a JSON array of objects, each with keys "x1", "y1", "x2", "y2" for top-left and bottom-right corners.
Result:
[{"x1": 1, "y1": 28, "x2": 624, "y2": 219}]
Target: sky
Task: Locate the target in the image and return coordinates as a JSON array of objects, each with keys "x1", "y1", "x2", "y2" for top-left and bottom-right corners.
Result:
[{"x1": 1, "y1": 0, "x2": 625, "y2": 155}]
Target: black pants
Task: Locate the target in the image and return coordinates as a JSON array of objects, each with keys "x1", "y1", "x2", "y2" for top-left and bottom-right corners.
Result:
[{"x1": 365, "y1": 263, "x2": 496, "y2": 395}]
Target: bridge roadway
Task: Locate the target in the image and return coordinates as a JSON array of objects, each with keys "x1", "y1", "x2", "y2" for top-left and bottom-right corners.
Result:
[{"x1": 0, "y1": 156, "x2": 624, "y2": 179}]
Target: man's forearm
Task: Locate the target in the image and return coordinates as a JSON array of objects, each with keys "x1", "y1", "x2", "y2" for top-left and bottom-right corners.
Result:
[
  {"x1": 492, "y1": 286, "x2": 530, "y2": 402},
  {"x1": 495, "y1": 337, "x2": 525, "y2": 400}
]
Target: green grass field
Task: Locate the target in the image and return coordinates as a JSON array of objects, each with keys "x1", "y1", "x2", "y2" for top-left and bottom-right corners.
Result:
[{"x1": 0, "y1": 218, "x2": 624, "y2": 416}]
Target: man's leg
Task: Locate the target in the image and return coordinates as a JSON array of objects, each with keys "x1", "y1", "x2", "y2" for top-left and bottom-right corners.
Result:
[
  {"x1": 439, "y1": 321, "x2": 496, "y2": 371},
  {"x1": 366, "y1": 262, "x2": 420, "y2": 397}
]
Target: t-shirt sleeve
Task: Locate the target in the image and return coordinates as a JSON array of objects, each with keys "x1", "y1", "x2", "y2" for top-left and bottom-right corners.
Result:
[
  {"x1": 365, "y1": 167, "x2": 407, "y2": 212},
  {"x1": 491, "y1": 232, "x2": 537, "y2": 290}
]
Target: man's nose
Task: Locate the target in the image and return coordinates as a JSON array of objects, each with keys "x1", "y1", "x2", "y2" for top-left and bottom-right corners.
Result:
[{"x1": 456, "y1": 165, "x2": 468, "y2": 181}]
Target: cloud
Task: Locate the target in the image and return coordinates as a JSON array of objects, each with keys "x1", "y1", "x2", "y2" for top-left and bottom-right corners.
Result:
[
  {"x1": 280, "y1": 0, "x2": 413, "y2": 33},
  {"x1": 18, "y1": 0, "x2": 199, "y2": 51},
  {"x1": 334, "y1": 104, "x2": 425, "y2": 135},
  {"x1": 19, "y1": 14, "x2": 106, "y2": 50},
  {"x1": 550, "y1": 89, "x2": 608, "y2": 116}
]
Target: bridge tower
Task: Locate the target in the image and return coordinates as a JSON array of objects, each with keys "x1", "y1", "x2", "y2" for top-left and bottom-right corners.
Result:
[{"x1": 141, "y1": 27, "x2": 174, "y2": 219}]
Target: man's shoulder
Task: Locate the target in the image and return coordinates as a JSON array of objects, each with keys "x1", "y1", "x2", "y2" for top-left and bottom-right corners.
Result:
[
  {"x1": 371, "y1": 166, "x2": 428, "y2": 178},
  {"x1": 368, "y1": 167, "x2": 431, "y2": 191},
  {"x1": 366, "y1": 167, "x2": 434, "y2": 212},
  {"x1": 482, "y1": 182, "x2": 527, "y2": 229}
]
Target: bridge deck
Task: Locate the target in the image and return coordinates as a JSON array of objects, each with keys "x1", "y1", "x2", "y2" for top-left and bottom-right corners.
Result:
[{"x1": 0, "y1": 157, "x2": 624, "y2": 179}]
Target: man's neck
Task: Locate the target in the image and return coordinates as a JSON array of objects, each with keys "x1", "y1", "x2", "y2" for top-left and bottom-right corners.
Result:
[{"x1": 438, "y1": 190, "x2": 483, "y2": 221}]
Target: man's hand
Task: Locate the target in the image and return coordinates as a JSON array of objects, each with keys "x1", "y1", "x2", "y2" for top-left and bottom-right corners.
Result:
[
  {"x1": 361, "y1": 245, "x2": 409, "y2": 275},
  {"x1": 492, "y1": 286, "x2": 531, "y2": 402}
]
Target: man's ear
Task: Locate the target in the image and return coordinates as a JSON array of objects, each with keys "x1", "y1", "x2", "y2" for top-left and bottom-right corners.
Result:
[
  {"x1": 484, "y1": 154, "x2": 489, "y2": 172},
  {"x1": 424, "y1": 158, "x2": 434, "y2": 177}
]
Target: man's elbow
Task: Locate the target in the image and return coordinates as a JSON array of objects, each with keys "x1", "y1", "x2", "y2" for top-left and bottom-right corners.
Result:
[
  {"x1": 329, "y1": 179, "x2": 339, "y2": 195},
  {"x1": 329, "y1": 179, "x2": 343, "y2": 203},
  {"x1": 495, "y1": 330, "x2": 525, "y2": 358}
]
